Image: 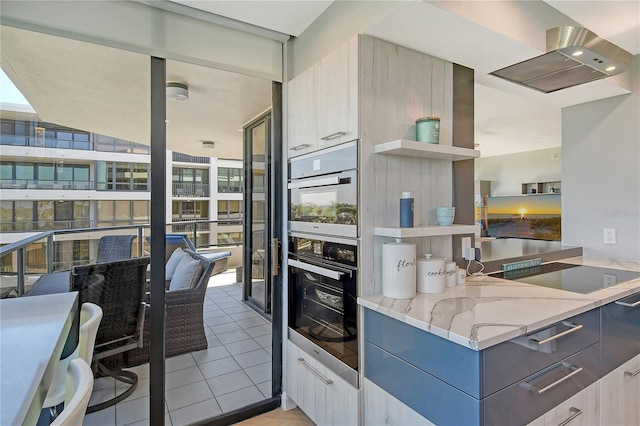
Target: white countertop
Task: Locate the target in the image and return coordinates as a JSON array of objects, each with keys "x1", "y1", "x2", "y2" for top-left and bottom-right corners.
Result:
[
  {"x1": 358, "y1": 257, "x2": 640, "y2": 351},
  {"x1": 0, "y1": 292, "x2": 78, "y2": 426}
]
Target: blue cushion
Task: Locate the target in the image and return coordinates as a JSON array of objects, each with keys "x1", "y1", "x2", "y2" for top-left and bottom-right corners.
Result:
[
  {"x1": 165, "y1": 248, "x2": 186, "y2": 280},
  {"x1": 169, "y1": 256, "x2": 202, "y2": 291}
]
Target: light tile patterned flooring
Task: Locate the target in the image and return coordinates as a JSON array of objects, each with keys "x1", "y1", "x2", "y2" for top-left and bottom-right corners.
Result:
[{"x1": 84, "y1": 273, "x2": 273, "y2": 426}]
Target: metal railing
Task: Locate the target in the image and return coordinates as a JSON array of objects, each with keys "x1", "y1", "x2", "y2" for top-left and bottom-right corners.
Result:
[
  {"x1": 0, "y1": 179, "x2": 95, "y2": 190},
  {"x1": 0, "y1": 219, "x2": 242, "y2": 297},
  {"x1": 172, "y1": 182, "x2": 210, "y2": 197}
]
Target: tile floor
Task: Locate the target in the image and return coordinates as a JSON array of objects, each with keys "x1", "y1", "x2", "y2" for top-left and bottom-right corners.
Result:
[{"x1": 84, "y1": 272, "x2": 274, "y2": 426}]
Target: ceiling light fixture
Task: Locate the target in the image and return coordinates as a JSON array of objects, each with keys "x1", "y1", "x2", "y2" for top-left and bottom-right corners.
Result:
[
  {"x1": 605, "y1": 66, "x2": 616, "y2": 72},
  {"x1": 166, "y1": 81, "x2": 188, "y2": 101},
  {"x1": 202, "y1": 140, "x2": 215, "y2": 149},
  {"x1": 572, "y1": 50, "x2": 584, "y2": 56}
]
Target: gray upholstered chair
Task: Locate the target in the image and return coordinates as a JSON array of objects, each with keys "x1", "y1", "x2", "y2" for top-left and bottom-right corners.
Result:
[{"x1": 125, "y1": 250, "x2": 231, "y2": 366}]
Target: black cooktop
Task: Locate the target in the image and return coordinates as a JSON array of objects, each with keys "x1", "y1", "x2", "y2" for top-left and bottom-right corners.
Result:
[{"x1": 492, "y1": 262, "x2": 640, "y2": 294}]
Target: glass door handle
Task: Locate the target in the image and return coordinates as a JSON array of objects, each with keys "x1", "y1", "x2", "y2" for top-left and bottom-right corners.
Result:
[{"x1": 272, "y1": 238, "x2": 280, "y2": 276}]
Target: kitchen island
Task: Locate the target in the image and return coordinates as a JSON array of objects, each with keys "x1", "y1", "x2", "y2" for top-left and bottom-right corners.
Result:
[{"x1": 358, "y1": 257, "x2": 640, "y2": 425}]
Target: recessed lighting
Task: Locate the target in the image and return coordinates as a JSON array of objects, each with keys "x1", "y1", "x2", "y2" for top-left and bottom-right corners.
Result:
[
  {"x1": 572, "y1": 50, "x2": 584, "y2": 57},
  {"x1": 202, "y1": 141, "x2": 216, "y2": 149},
  {"x1": 605, "y1": 66, "x2": 616, "y2": 72}
]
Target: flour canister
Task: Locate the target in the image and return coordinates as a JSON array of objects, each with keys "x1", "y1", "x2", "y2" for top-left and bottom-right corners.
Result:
[
  {"x1": 445, "y1": 260, "x2": 458, "y2": 288},
  {"x1": 382, "y1": 239, "x2": 416, "y2": 299},
  {"x1": 416, "y1": 254, "x2": 446, "y2": 294}
]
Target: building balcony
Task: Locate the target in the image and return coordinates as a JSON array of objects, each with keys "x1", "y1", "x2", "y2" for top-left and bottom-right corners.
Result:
[
  {"x1": 172, "y1": 182, "x2": 209, "y2": 197},
  {"x1": 0, "y1": 179, "x2": 95, "y2": 190}
]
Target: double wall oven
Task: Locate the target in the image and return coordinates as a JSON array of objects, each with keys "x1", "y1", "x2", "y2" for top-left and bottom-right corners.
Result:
[{"x1": 287, "y1": 141, "x2": 359, "y2": 387}]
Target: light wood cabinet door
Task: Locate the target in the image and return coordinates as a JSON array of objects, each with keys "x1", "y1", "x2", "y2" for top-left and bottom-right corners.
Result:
[
  {"x1": 528, "y1": 381, "x2": 600, "y2": 426},
  {"x1": 286, "y1": 341, "x2": 358, "y2": 426},
  {"x1": 316, "y1": 36, "x2": 358, "y2": 149},
  {"x1": 287, "y1": 65, "x2": 317, "y2": 158},
  {"x1": 600, "y1": 354, "x2": 640, "y2": 426}
]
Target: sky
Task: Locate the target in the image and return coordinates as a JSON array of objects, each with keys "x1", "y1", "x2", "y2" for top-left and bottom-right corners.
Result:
[{"x1": 0, "y1": 69, "x2": 31, "y2": 105}]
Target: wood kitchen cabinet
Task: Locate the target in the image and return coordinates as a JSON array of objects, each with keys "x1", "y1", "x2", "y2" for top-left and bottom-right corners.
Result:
[
  {"x1": 528, "y1": 381, "x2": 600, "y2": 426},
  {"x1": 285, "y1": 340, "x2": 359, "y2": 426},
  {"x1": 316, "y1": 36, "x2": 358, "y2": 149},
  {"x1": 287, "y1": 65, "x2": 316, "y2": 158},
  {"x1": 287, "y1": 36, "x2": 358, "y2": 158},
  {"x1": 600, "y1": 353, "x2": 640, "y2": 426}
]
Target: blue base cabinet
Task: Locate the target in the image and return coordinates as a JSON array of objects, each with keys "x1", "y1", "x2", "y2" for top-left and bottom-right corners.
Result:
[{"x1": 363, "y1": 308, "x2": 602, "y2": 426}]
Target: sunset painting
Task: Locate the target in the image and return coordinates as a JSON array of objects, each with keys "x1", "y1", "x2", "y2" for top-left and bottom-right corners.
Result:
[{"x1": 487, "y1": 194, "x2": 561, "y2": 241}]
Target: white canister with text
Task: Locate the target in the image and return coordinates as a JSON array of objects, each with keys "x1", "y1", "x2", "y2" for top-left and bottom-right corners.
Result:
[
  {"x1": 382, "y1": 239, "x2": 416, "y2": 299},
  {"x1": 416, "y1": 254, "x2": 446, "y2": 294}
]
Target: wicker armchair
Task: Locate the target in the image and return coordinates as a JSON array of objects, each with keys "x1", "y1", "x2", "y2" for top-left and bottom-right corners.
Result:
[{"x1": 125, "y1": 250, "x2": 230, "y2": 366}]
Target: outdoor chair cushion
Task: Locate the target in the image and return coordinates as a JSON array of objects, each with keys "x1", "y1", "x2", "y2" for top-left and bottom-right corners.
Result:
[
  {"x1": 169, "y1": 256, "x2": 202, "y2": 291},
  {"x1": 165, "y1": 247, "x2": 186, "y2": 280}
]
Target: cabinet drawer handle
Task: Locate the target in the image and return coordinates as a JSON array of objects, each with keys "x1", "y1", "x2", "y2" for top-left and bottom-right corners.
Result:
[
  {"x1": 522, "y1": 362, "x2": 583, "y2": 394},
  {"x1": 557, "y1": 407, "x2": 582, "y2": 426},
  {"x1": 289, "y1": 143, "x2": 311, "y2": 151},
  {"x1": 615, "y1": 299, "x2": 640, "y2": 308},
  {"x1": 529, "y1": 321, "x2": 583, "y2": 345},
  {"x1": 297, "y1": 358, "x2": 333, "y2": 385},
  {"x1": 624, "y1": 368, "x2": 640, "y2": 377},
  {"x1": 320, "y1": 131, "x2": 346, "y2": 141}
]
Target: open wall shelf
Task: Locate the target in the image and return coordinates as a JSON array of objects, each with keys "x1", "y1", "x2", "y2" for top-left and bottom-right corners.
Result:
[
  {"x1": 374, "y1": 224, "x2": 480, "y2": 238},
  {"x1": 374, "y1": 139, "x2": 480, "y2": 161}
]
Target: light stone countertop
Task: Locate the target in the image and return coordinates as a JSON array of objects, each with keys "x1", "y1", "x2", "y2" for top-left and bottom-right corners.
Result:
[{"x1": 357, "y1": 257, "x2": 640, "y2": 351}]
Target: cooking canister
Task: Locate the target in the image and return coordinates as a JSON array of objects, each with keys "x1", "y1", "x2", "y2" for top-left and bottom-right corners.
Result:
[
  {"x1": 382, "y1": 239, "x2": 416, "y2": 299},
  {"x1": 416, "y1": 254, "x2": 446, "y2": 294},
  {"x1": 445, "y1": 260, "x2": 457, "y2": 288},
  {"x1": 415, "y1": 117, "x2": 440, "y2": 144}
]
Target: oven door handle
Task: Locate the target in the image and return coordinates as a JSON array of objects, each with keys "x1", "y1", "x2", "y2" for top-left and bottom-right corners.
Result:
[
  {"x1": 289, "y1": 259, "x2": 345, "y2": 280},
  {"x1": 288, "y1": 176, "x2": 346, "y2": 189}
]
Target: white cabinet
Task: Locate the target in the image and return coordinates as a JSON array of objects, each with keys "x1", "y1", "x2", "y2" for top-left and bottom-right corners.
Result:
[
  {"x1": 287, "y1": 65, "x2": 317, "y2": 158},
  {"x1": 316, "y1": 36, "x2": 358, "y2": 149},
  {"x1": 528, "y1": 381, "x2": 600, "y2": 426},
  {"x1": 287, "y1": 37, "x2": 358, "y2": 158},
  {"x1": 600, "y1": 354, "x2": 640, "y2": 426},
  {"x1": 285, "y1": 340, "x2": 359, "y2": 426}
]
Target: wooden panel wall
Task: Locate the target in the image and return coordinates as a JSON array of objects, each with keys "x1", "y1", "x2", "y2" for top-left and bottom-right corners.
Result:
[{"x1": 358, "y1": 35, "x2": 455, "y2": 296}]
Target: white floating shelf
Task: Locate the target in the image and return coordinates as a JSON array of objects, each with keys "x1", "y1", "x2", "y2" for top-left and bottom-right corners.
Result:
[
  {"x1": 374, "y1": 224, "x2": 480, "y2": 238},
  {"x1": 374, "y1": 139, "x2": 480, "y2": 161}
]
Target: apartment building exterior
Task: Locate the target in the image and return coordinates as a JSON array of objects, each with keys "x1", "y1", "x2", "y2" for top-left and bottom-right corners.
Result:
[{"x1": 0, "y1": 103, "x2": 243, "y2": 272}]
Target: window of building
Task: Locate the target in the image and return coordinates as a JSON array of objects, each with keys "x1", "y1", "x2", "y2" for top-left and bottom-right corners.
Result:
[
  {"x1": 15, "y1": 163, "x2": 34, "y2": 181},
  {"x1": 96, "y1": 200, "x2": 150, "y2": 226},
  {"x1": 172, "y1": 200, "x2": 209, "y2": 221},
  {"x1": 218, "y1": 167, "x2": 243, "y2": 193},
  {"x1": 97, "y1": 161, "x2": 150, "y2": 191},
  {"x1": 217, "y1": 200, "x2": 243, "y2": 220}
]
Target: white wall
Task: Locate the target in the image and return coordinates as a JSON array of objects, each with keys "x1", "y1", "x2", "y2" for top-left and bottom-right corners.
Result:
[
  {"x1": 562, "y1": 56, "x2": 640, "y2": 261},
  {"x1": 474, "y1": 148, "x2": 561, "y2": 196}
]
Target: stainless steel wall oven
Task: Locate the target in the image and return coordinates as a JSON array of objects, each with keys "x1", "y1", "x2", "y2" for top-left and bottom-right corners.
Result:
[
  {"x1": 288, "y1": 233, "x2": 358, "y2": 386},
  {"x1": 288, "y1": 141, "x2": 358, "y2": 238}
]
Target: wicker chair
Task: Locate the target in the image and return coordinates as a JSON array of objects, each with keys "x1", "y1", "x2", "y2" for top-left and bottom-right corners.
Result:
[
  {"x1": 145, "y1": 234, "x2": 196, "y2": 263},
  {"x1": 125, "y1": 250, "x2": 230, "y2": 367},
  {"x1": 70, "y1": 256, "x2": 150, "y2": 411},
  {"x1": 96, "y1": 235, "x2": 136, "y2": 263}
]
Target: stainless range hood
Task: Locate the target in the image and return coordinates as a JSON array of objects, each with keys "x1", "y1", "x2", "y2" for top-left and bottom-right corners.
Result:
[{"x1": 490, "y1": 26, "x2": 632, "y2": 93}]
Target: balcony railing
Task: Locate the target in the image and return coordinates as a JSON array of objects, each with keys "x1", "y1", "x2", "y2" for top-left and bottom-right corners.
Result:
[
  {"x1": 0, "y1": 135, "x2": 93, "y2": 150},
  {"x1": 0, "y1": 220, "x2": 94, "y2": 233},
  {"x1": 0, "y1": 219, "x2": 242, "y2": 297},
  {"x1": 172, "y1": 183, "x2": 209, "y2": 197},
  {"x1": 0, "y1": 179, "x2": 95, "y2": 190}
]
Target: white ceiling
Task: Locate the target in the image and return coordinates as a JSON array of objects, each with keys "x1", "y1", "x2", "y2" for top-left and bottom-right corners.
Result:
[{"x1": 1, "y1": 1, "x2": 638, "y2": 159}]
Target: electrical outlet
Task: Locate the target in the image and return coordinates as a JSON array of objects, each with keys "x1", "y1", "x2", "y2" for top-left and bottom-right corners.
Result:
[
  {"x1": 603, "y1": 228, "x2": 616, "y2": 244},
  {"x1": 462, "y1": 237, "x2": 472, "y2": 260},
  {"x1": 603, "y1": 274, "x2": 617, "y2": 287}
]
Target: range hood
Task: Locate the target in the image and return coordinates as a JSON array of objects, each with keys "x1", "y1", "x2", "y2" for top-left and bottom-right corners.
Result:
[{"x1": 490, "y1": 26, "x2": 632, "y2": 93}]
